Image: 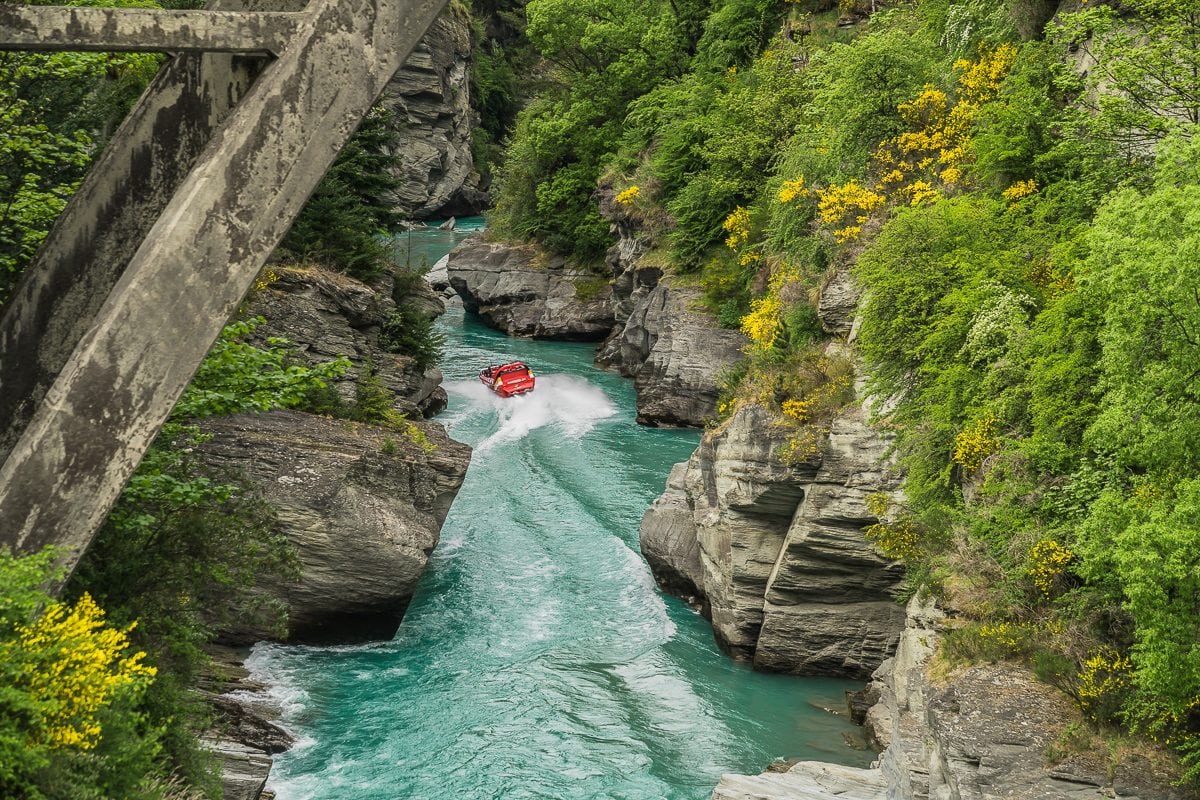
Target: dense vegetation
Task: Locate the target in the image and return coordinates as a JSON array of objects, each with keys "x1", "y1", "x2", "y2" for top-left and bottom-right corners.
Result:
[{"x1": 490, "y1": 0, "x2": 1200, "y2": 781}]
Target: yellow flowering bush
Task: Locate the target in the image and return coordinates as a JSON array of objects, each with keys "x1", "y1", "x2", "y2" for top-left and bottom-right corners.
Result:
[
  {"x1": 777, "y1": 177, "x2": 808, "y2": 204},
  {"x1": 253, "y1": 268, "x2": 280, "y2": 292},
  {"x1": 816, "y1": 45, "x2": 1017, "y2": 242},
  {"x1": 862, "y1": 492, "x2": 922, "y2": 561},
  {"x1": 722, "y1": 205, "x2": 752, "y2": 250},
  {"x1": 615, "y1": 185, "x2": 641, "y2": 206},
  {"x1": 1077, "y1": 648, "x2": 1132, "y2": 721},
  {"x1": 953, "y1": 412, "x2": 999, "y2": 472},
  {"x1": 1002, "y1": 179, "x2": 1037, "y2": 201},
  {"x1": 1026, "y1": 539, "x2": 1074, "y2": 598},
  {"x1": 741, "y1": 294, "x2": 782, "y2": 348},
  {"x1": 8, "y1": 592, "x2": 156, "y2": 750},
  {"x1": 815, "y1": 181, "x2": 885, "y2": 243},
  {"x1": 781, "y1": 398, "x2": 811, "y2": 422}
]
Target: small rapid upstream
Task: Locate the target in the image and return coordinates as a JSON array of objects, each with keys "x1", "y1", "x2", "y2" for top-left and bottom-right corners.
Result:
[{"x1": 249, "y1": 225, "x2": 872, "y2": 799}]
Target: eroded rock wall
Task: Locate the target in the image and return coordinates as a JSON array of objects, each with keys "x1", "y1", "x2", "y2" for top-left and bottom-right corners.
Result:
[
  {"x1": 246, "y1": 265, "x2": 447, "y2": 417},
  {"x1": 197, "y1": 410, "x2": 471, "y2": 644},
  {"x1": 378, "y1": 9, "x2": 485, "y2": 218},
  {"x1": 447, "y1": 238, "x2": 616, "y2": 340},
  {"x1": 640, "y1": 401, "x2": 905, "y2": 678},
  {"x1": 711, "y1": 598, "x2": 1181, "y2": 800}
]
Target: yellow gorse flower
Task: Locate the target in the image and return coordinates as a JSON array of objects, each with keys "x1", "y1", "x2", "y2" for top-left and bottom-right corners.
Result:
[
  {"x1": 740, "y1": 294, "x2": 782, "y2": 347},
  {"x1": 722, "y1": 206, "x2": 752, "y2": 250},
  {"x1": 8, "y1": 592, "x2": 156, "y2": 750},
  {"x1": 816, "y1": 44, "x2": 1017, "y2": 242},
  {"x1": 1001, "y1": 179, "x2": 1037, "y2": 201},
  {"x1": 953, "y1": 412, "x2": 999, "y2": 472},
  {"x1": 615, "y1": 185, "x2": 641, "y2": 206},
  {"x1": 1026, "y1": 539, "x2": 1073, "y2": 597},
  {"x1": 777, "y1": 177, "x2": 808, "y2": 204}
]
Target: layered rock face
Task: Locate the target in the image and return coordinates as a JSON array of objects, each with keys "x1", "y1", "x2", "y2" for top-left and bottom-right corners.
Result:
[
  {"x1": 447, "y1": 238, "x2": 616, "y2": 340},
  {"x1": 198, "y1": 410, "x2": 471, "y2": 643},
  {"x1": 712, "y1": 598, "x2": 1181, "y2": 800},
  {"x1": 863, "y1": 599, "x2": 1181, "y2": 800},
  {"x1": 595, "y1": 206, "x2": 748, "y2": 427},
  {"x1": 246, "y1": 266, "x2": 447, "y2": 417},
  {"x1": 641, "y1": 402, "x2": 906, "y2": 678},
  {"x1": 377, "y1": 9, "x2": 485, "y2": 218},
  {"x1": 600, "y1": 279, "x2": 748, "y2": 426}
]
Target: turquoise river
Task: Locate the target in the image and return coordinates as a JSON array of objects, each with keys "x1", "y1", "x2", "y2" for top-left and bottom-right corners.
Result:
[{"x1": 247, "y1": 222, "x2": 873, "y2": 799}]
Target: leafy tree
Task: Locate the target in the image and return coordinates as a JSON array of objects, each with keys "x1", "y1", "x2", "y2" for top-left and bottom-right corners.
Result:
[
  {"x1": 0, "y1": 0, "x2": 160, "y2": 305},
  {"x1": 1051, "y1": 0, "x2": 1200, "y2": 158}
]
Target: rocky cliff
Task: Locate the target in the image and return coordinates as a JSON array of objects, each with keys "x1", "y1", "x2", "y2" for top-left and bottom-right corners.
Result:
[
  {"x1": 247, "y1": 265, "x2": 447, "y2": 417},
  {"x1": 595, "y1": 193, "x2": 748, "y2": 426},
  {"x1": 197, "y1": 409, "x2": 470, "y2": 644},
  {"x1": 204, "y1": 265, "x2": 471, "y2": 795},
  {"x1": 597, "y1": 272, "x2": 748, "y2": 426},
  {"x1": 641, "y1": 401, "x2": 906, "y2": 678},
  {"x1": 447, "y1": 238, "x2": 616, "y2": 340},
  {"x1": 447, "y1": 203, "x2": 748, "y2": 425},
  {"x1": 377, "y1": 8, "x2": 485, "y2": 218},
  {"x1": 712, "y1": 597, "x2": 1182, "y2": 800}
]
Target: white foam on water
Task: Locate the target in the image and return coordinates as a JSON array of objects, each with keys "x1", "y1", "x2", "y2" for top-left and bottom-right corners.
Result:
[
  {"x1": 613, "y1": 538, "x2": 677, "y2": 640},
  {"x1": 447, "y1": 374, "x2": 617, "y2": 452},
  {"x1": 241, "y1": 643, "x2": 312, "y2": 719}
]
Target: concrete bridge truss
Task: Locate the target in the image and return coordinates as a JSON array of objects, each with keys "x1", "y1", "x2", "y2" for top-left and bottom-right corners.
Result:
[{"x1": 0, "y1": 0, "x2": 449, "y2": 572}]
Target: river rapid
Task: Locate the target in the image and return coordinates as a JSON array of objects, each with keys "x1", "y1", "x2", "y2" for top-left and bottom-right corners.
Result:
[{"x1": 248, "y1": 224, "x2": 873, "y2": 799}]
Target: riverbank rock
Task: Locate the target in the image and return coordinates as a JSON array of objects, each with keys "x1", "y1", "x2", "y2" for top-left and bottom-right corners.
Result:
[
  {"x1": 709, "y1": 597, "x2": 1185, "y2": 800},
  {"x1": 447, "y1": 238, "x2": 615, "y2": 340},
  {"x1": 197, "y1": 410, "x2": 471, "y2": 644},
  {"x1": 376, "y1": 8, "x2": 486, "y2": 218},
  {"x1": 602, "y1": 279, "x2": 748, "y2": 426},
  {"x1": 246, "y1": 265, "x2": 447, "y2": 418},
  {"x1": 595, "y1": 190, "x2": 748, "y2": 426},
  {"x1": 640, "y1": 402, "x2": 904, "y2": 677},
  {"x1": 856, "y1": 597, "x2": 1184, "y2": 800},
  {"x1": 200, "y1": 646, "x2": 291, "y2": 800},
  {"x1": 711, "y1": 761, "x2": 887, "y2": 800}
]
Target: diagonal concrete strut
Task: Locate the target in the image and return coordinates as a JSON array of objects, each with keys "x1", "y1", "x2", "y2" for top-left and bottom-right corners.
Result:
[{"x1": 0, "y1": 0, "x2": 450, "y2": 574}]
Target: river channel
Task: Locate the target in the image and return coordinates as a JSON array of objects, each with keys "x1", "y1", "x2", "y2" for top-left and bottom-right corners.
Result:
[{"x1": 248, "y1": 224, "x2": 873, "y2": 799}]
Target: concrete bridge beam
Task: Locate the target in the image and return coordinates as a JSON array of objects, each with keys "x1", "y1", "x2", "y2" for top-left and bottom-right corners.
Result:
[
  {"x1": 0, "y1": 5, "x2": 302, "y2": 54},
  {"x1": 0, "y1": 0, "x2": 450, "y2": 574}
]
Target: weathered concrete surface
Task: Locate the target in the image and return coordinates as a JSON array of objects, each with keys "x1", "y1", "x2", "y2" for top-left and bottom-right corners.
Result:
[
  {"x1": 196, "y1": 410, "x2": 471, "y2": 643},
  {"x1": 0, "y1": 0, "x2": 451, "y2": 575},
  {"x1": 448, "y1": 238, "x2": 615, "y2": 340},
  {"x1": 0, "y1": 41, "x2": 260, "y2": 469},
  {"x1": 0, "y1": 6, "x2": 301, "y2": 54}
]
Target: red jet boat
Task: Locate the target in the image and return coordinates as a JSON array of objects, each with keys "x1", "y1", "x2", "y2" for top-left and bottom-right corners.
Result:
[{"x1": 480, "y1": 361, "x2": 536, "y2": 397}]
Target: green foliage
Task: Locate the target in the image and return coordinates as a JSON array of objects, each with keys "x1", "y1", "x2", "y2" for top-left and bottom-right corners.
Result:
[
  {"x1": 0, "y1": 550, "x2": 164, "y2": 800},
  {"x1": 1050, "y1": 0, "x2": 1200, "y2": 158},
  {"x1": 174, "y1": 318, "x2": 349, "y2": 420},
  {"x1": 0, "y1": 0, "x2": 161, "y2": 305},
  {"x1": 381, "y1": 305, "x2": 447, "y2": 373}
]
